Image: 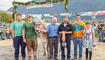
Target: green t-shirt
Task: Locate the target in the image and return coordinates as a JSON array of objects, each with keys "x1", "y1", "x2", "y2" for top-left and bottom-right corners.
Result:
[
  {"x1": 12, "y1": 20, "x2": 25, "y2": 37},
  {"x1": 23, "y1": 22, "x2": 37, "y2": 39}
]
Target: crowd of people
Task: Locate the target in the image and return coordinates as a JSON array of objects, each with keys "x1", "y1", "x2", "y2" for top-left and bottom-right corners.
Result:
[
  {"x1": 6, "y1": 13, "x2": 105, "y2": 60},
  {"x1": 0, "y1": 25, "x2": 11, "y2": 40}
]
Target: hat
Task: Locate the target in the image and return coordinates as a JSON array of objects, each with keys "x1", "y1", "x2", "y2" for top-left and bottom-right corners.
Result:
[{"x1": 26, "y1": 14, "x2": 33, "y2": 18}]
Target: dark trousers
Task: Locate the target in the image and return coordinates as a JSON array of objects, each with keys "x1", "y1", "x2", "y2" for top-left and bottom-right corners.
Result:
[
  {"x1": 13, "y1": 36, "x2": 26, "y2": 58},
  {"x1": 6, "y1": 33, "x2": 10, "y2": 39},
  {"x1": 49, "y1": 37, "x2": 58, "y2": 57},
  {"x1": 86, "y1": 48, "x2": 92, "y2": 60},
  {"x1": 98, "y1": 30, "x2": 104, "y2": 41},
  {"x1": 60, "y1": 39, "x2": 71, "y2": 59}
]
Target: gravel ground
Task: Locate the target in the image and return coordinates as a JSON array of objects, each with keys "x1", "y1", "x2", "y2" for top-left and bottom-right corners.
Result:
[{"x1": 0, "y1": 39, "x2": 105, "y2": 60}]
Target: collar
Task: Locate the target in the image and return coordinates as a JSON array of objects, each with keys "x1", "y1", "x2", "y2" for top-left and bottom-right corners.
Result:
[{"x1": 75, "y1": 20, "x2": 81, "y2": 24}]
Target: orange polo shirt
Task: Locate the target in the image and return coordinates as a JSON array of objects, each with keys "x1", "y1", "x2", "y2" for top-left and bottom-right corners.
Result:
[{"x1": 72, "y1": 21, "x2": 86, "y2": 38}]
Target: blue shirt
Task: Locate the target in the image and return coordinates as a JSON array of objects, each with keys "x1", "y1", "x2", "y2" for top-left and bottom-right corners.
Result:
[{"x1": 46, "y1": 24, "x2": 59, "y2": 37}]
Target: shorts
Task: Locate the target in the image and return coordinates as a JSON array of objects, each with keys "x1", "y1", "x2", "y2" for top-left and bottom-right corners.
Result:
[{"x1": 26, "y1": 39, "x2": 37, "y2": 51}]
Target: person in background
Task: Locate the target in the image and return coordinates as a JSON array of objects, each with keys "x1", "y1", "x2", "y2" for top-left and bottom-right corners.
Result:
[
  {"x1": 11, "y1": 13, "x2": 26, "y2": 60},
  {"x1": 72, "y1": 14, "x2": 86, "y2": 60},
  {"x1": 1, "y1": 31, "x2": 5, "y2": 40},
  {"x1": 58, "y1": 16, "x2": 73, "y2": 60},
  {"x1": 22, "y1": 15, "x2": 38, "y2": 60},
  {"x1": 91, "y1": 22, "x2": 96, "y2": 30},
  {"x1": 98, "y1": 21, "x2": 104, "y2": 42},
  {"x1": 82, "y1": 22, "x2": 95, "y2": 60},
  {"x1": 6, "y1": 26, "x2": 10, "y2": 39}
]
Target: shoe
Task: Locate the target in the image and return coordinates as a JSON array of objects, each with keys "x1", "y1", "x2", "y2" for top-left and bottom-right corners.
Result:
[
  {"x1": 86, "y1": 58, "x2": 88, "y2": 60},
  {"x1": 54, "y1": 57, "x2": 58, "y2": 60},
  {"x1": 22, "y1": 57, "x2": 25, "y2": 60},
  {"x1": 72, "y1": 56, "x2": 77, "y2": 60},
  {"x1": 15, "y1": 58, "x2": 19, "y2": 60},
  {"x1": 67, "y1": 58, "x2": 71, "y2": 60},
  {"x1": 28, "y1": 56, "x2": 31, "y2": 60},
  {"x1": 79, "y1": 57, "x2": 82, "y2": 60},
  {"x1": 61, "y1": 58, "x2": 65, "y2": 60},
  {"x1": 89, "y1": 58, "x2": 91, "y2": 60},
  {"x1": 34, "y1": 56, "x2": 37, "y2": 60},
  {"x1": 48, "y1": 56, "x2": 53, "y2": 59}
]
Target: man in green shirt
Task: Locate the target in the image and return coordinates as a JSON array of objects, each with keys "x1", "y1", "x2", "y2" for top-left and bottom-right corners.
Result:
[
  {"x1": 22, "y1": 15, "x2": 37, "y2": 60},
  {"x1": 11, "y1": 13, "x2": 26, "y2": 60}
]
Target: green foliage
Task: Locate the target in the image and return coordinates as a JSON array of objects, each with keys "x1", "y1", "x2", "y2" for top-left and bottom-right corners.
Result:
[
  {"x1": 13, "y1": 0, "x2": 69, "y2": 13},
  {"x1": 0, "y1": 11, "x2": 12, "y2": 23},
  {"x1": 44, "y1": 19, "x2": 49, "y2": 23},
  {"x1": 22, "y1": 18, "x2": 28, "y2": 21}
]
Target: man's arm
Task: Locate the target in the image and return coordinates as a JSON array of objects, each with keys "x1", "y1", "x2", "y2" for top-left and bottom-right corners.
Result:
[
  {"x1": 22, "y1": 24, "x2": 26, "y2": 43},
  {"x1": 11, "y1": 28, "x2": 14, "y2": 38},
  {"x1": 92, "y1": 30, "x2": 95, "y2": 45},
  {"x1": 22, "y1": 29, "x2": 26, "y2": 43}
]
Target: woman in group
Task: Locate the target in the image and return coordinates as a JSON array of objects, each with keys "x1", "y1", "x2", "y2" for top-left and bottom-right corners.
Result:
[
  {"x1": 82, "y1": 22, "x2": 95, "y2": 60},
  {"x1": 22, "y1": 15, "x2": 38, "y2": 60}
]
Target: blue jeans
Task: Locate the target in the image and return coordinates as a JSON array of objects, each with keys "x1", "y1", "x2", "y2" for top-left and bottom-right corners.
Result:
[
  {"x1": 6, "y1": 33, "x2": 10, "y2": 39},
  {"x1": 13, "y1": 36, "x2": 26, "y2": 58},
  {"x1": 60, "y1": 39, "x2": 71, "y2": 59},
  {"x1": 73, "y1": 38, "x2": 82, "y2": 56},
  {"x1": 99, "y1": 30, "x2": 104, "y2": 41}
]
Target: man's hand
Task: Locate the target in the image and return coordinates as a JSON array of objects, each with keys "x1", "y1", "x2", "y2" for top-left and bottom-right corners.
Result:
[
  {"x1": 58, "y1": 37, "x2": 60, "y2": 42},
  {"x1": 12, "y1": 35, "x2": 14, "y2": 39},
  {"x1": 23, "y1": 39, "x2": 26, "y2": 43}
]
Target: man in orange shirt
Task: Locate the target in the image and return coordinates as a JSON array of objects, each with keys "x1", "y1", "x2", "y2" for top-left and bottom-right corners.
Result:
[{"x1": 72, "y1": 14, "x2": 86, "y2": 60}]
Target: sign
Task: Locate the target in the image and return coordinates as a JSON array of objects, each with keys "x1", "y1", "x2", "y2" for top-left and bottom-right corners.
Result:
[{"x1": 26, "y1": 4, "x2": 53, "y2": 9}]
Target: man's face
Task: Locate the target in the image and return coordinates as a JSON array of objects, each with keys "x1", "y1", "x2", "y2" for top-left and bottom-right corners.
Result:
[
  {"x1": 76, "y1": 16, "x2": 80, "y2": 21},
  {"x1": 87, "y1": 24, "x2": 90, "y2": 28},
  {"x1": 17, "y1": 15, "x2": 22, "y2": 21},
  {"x1": 63, "y1": 18, "x2": 68, "y2": 23},
  {"x1": 52, "y1": 19, "x2": 57, "y2": 24},
  {"x1": 28, "y1": 17, "x2": 32, "y2": 21}
]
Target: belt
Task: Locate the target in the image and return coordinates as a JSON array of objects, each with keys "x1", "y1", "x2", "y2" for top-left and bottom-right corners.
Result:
[{"x1": 49, "y1": 36, "x2": 58, "y2": 38}]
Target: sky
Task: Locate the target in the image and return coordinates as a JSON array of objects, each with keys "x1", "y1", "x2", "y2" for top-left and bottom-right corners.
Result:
[{"x1": 0, "y1": 0, "x2": 31, "y2": 11}]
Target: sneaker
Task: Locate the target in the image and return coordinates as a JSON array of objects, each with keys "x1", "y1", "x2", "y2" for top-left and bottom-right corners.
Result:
[
  {"x1": 22, "y1": 57, "x2": 25, "y2": 60},
  {"x1": 67, "y1": 58, "x2": 71, "y2": 60},
  {"x1": 48, "y1": 56, "x2": 53, "y2": 59},
  {"x1": 54, "y1": 57, "x2": 58, "y2": 60},
  {"x1": 86, "y1": 58, "x2": 88, "y2": 60},
  {"x1": 79, "y1": 57, "x2": 82, "y2": 60},
  {"x1": 61, "y1": 58, "x2": 65, "y2": 60},
  {"x1": 15, "y1": 58, "x2": 19, "y2": 60},
  {"x1": 28, "y1": 56, "x2": 31, "y2": 60},
  {"x1": 72, "y1": 56, "x2": 77, "y2": 60}
]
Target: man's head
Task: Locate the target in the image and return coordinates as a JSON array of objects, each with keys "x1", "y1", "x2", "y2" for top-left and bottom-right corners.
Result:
[
  {"x1": 16, "y1": 13, "x2": 22, "y2": 21},
  {"x1": 27, "y1": 15, "x2": 33, "y2": 21},
  {"x1": 52, "y1": 17, "x2": 57, "y2": 24},
  {"x1": 63, "y1": 16, "x2": 68, "y2": 24},
  {"x1": 76, "y1": 14, "x2": 80, "y2": 21},
  {"x1": 99, "y1": 21, "x2": 102, "y2": 24},
  {"x1": 86, "y1": 22, "x2": 91, "y2": 28}
]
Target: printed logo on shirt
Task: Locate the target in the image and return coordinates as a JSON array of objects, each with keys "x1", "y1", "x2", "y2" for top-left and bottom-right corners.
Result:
[{"x1": 73, "y1": 24, "x2": 83, "y2": 31}]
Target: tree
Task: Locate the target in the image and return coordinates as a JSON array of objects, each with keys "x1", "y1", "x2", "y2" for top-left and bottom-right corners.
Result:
[{"x1": 0, "y1": 11, "x2": 12, "y2": 23}]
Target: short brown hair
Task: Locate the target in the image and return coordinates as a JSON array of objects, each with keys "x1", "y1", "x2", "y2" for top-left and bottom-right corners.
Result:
[
  {"x1": 76, "y1": 14, "x2": 80, "y2": 17},
  {"x1": 64, "y1": 16, "x2": 68, "y2": 18},
  {"x1": 16, "y1": 13, "x2": 22, "y2": 17},
  {"x1": 86, "y1": 22, "x2": 90, "y2": 25}
]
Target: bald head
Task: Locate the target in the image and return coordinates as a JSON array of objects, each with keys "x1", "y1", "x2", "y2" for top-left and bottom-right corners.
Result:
[{"x1": 52, "y1": 17, "x2": 57, "y2": 24}]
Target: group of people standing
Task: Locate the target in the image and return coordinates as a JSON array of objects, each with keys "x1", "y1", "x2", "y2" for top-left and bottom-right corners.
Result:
[
  {"x1": 97, "y1": 21, "x2": 105, "y2": 42},
  {"x1": 0, "y1": 25, "x2": 11, "y2": 40},
  {"x1": 12, "y1": 13, "x2": 95, "y2": 60}
]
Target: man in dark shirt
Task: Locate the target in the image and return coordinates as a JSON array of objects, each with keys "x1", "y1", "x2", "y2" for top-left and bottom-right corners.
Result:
[
  {"x1": 58, "y1": 16, "x2": 73, "y2": 60},
  {"x1": 98, "y1": 21, "x2": 104, "y2": 41}
]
